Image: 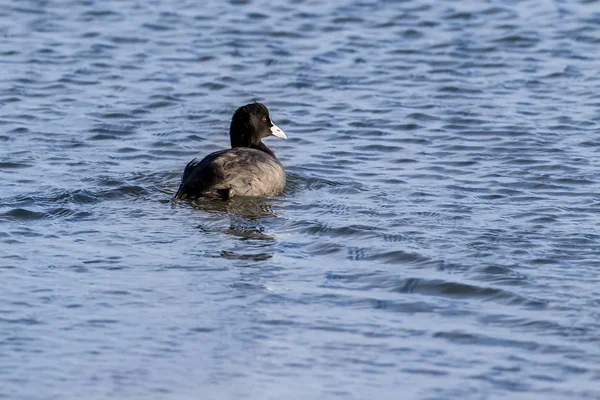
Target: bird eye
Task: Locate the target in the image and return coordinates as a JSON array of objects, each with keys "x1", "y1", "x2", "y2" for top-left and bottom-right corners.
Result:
[{"x1": 262, "y1": 117, "x2": 267, "y2": 123}]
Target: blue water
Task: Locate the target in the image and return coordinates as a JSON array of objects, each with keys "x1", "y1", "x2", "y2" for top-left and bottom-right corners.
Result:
[{"x1": 1, "y1": 0, "x2": 600, "y2": 399}]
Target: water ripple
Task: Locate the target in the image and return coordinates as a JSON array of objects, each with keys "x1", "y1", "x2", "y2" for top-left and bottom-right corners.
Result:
[{"x1": 1, "y1": 0, "x2": 600, "y2": 399}]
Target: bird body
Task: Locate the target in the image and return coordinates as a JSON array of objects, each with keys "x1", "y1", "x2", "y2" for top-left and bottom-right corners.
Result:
[{"x1": 175, "y1": 103, "x2": 287, "y2": 201}]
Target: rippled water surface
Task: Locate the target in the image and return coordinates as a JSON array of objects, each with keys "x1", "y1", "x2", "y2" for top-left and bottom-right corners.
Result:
[{"x1": 2, "y1": 0, "x2": 600, "y2": 399}]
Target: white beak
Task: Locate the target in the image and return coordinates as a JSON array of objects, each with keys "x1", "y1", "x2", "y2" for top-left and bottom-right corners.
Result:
[{"x1": 270, "y1": 123, "x2": 287, "y2": 139}]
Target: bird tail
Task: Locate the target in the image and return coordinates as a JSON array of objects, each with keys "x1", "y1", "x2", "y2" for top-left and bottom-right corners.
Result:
[{"x1": 172, "y1": 185, "x2": 186, "y2": 200}]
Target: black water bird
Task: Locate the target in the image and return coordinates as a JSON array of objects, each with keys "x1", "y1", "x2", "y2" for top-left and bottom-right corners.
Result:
[{"x1": 174, "y1": 103, "x2": 287, "y2": 201}]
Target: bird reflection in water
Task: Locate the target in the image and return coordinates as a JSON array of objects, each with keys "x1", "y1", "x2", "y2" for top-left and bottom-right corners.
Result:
[{"x1": 187, "y1": 196, "x2": 281, "y2": 262}]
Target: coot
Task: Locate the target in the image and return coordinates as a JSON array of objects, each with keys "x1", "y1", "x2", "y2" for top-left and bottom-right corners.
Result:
[{"x1": 174, "y1": 103, "x2": 287, "y2": 200}]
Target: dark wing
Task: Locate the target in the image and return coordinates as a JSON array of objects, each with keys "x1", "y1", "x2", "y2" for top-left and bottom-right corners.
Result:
[
  {"x1": 174, "y1": 150, "x2": 228, "y2": 199},
  {"x1": 181, "y1": 158, "x2": 201, "y2": 184}
]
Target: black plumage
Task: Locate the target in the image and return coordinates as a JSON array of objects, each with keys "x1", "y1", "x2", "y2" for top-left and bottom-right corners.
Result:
[{"x1": 174, "y1": 103, "x2": 287, "y2": 201}]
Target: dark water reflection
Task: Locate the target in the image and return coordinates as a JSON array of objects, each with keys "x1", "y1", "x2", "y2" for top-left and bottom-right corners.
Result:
[
  {"x1": 187, "y1": 198, "x2": 280, "y2": 261},
  {"x1": 2, "y1": 0, "x2": 600, "y2": 399}
]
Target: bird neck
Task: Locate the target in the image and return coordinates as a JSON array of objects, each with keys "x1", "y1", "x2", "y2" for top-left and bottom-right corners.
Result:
[
  {"x1": 230, "y1": 133, "x2": 275, "y2": 157},
  {"x1": 254, "y1": 142, "x2": 275, "y2": 157}
]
